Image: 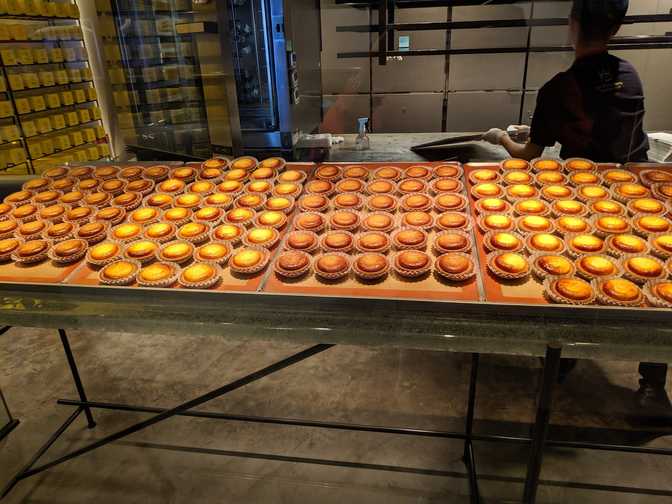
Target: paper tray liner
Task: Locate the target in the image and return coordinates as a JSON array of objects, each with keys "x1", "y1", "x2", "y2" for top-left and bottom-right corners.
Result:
[{"x1": 265, "y1": 162, "x2": 479, "y2": 302}]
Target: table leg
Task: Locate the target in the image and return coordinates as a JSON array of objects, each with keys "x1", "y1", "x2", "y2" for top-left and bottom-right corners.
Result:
[
  {"x1": 58, "y1": 329, "x2": 96, "y2": 429},
  {"x1": 522, "y1": 345, "x2": 562, "y2": 504}
]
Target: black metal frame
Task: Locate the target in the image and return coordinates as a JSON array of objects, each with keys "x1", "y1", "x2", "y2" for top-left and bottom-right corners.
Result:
[{"x1": 2, "y1": 332, "x2": 672, "y2": 503}]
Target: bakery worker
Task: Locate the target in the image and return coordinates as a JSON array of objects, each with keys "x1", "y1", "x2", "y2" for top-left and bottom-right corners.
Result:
[{"x1": 484, "y1": 0, "x2": 669, "y2": 417}]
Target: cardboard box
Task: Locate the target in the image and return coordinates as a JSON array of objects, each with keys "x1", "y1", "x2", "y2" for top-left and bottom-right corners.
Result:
[
  {"x1": 0, "y1": 48, "x2": 17, "y2": 66},
  {"x1": 29, "y1": 95, "x2": 46, "y2": 111},
  {"x1": 14, "y1": 97, "x2": 30, "y2": 114},
  {"x1": 36, "y1": 116, "x2": 51, "y2": 133},
  {"x1": 45, "y1": 92, "x2": 60, "y2": 108},
  {"x1": 21, "y1": 119, "x2": 38, "y2": 137}
]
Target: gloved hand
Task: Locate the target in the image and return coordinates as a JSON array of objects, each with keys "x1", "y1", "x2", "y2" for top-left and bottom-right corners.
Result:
[
  {"x1": 506, "y1": 124, "x2": 531, "y2": 142},
  {"x1": 482, "y1": 128, "x2": 506, "y2": 145}
]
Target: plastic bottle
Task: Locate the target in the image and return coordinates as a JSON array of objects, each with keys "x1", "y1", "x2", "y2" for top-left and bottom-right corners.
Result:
[{"x1": 355, "y1": 117, "x2": 370, "y2": 151}]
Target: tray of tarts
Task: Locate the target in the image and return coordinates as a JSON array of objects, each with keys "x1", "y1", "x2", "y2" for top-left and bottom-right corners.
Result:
[
  {"x1": 264, "y1": 162, "x2": 481, "y2": 301},
  {"x1": 2, "y1": 158, "x2": 672, "y2": 311}
]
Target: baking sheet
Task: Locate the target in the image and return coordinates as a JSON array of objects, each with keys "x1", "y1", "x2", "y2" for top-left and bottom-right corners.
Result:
[{"x1": 263, "y1": 162, "x2": 481, "y2": 302}]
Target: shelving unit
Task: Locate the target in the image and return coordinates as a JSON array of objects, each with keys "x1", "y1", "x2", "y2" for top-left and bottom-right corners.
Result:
[
  {"x1": 95, "y1": 0, "x2": 211, "y2": 159},
  {"x1": 0, "y1": 0, "x2": 111, "y2": 174}
]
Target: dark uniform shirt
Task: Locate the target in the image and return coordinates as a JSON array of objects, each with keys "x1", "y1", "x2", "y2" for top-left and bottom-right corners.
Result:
[{"x1": 530, "y1": 52, "x2": 649, "y2": 163}]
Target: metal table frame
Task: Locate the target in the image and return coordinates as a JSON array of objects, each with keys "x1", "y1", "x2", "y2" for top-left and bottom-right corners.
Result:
[{"x1": 1, "y1": 284, "x2": 672, "y2": 503}]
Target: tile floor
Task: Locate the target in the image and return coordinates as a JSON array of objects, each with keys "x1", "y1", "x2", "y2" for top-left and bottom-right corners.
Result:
[{"x1": 1, "y1": 327, "x2": 671, "y2": 503}]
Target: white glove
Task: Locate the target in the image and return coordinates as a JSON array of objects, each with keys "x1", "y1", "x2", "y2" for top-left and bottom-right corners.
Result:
[
  {"x1": 506, "y1": 124, "x2": 530, "y2": 142},
  {"x1": 482, "y1": 128, "x2": 506, "y2": 145}
]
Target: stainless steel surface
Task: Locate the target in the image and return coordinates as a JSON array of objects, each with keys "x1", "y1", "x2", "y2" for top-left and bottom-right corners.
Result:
[
  {"x1": 372, "y1": 93, "x2": 444, "y2": 133},
  {"x1": 0, "y1": 282, "x2": 671, "y2": 362}
]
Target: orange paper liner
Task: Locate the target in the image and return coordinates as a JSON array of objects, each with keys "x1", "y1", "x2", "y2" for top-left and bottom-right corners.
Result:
[
  {"x1": 95, "y1": 206, "x2": 127, "y2": 226},
  {"x1": 477, "y1": 214, "x2": 515, "y2": 234},
  {"x1": 176, "y1": 224, "x2": 212, "y2": 245},
  {"x1": 550, "y1": 200, "x2": 589, "y2": 217},
  {"x1": 575, "y1": 185, "x2": 613, "y2": 204},
  {"x1": 601, "y1": 169, "x2": 637, "y2": 185},
  {"x1": 143, "y1": 165, "x2": 171, "y2": 182},
  {"x1": 430, "y1": 178, "x2": 464, "y2": 195},
  {"x1": 271, "y1": 184, "x2": 303, "y2": 199},
  {"x1": 593, "y1": 279, "x2": 645, "y2": 307},
  {"x1": 98, "y1": 260, "x2": 139, "y2": 285},
  {"x1": 298, "y1": 195, "x2": 330, "y2": 213},
  {"x1": 392, "y1": 251, "x2": 432, "y2": 279},
  {"x1": 260, "y1": 157, "x2": 287, "y2": 172},
  {"x1": 372, "y1": 166, "x2": 402, "y2": 182},
  {"x1": 434, "y1": 252, "x2": 476, "y2": 282},
  {"x1": 178, "y1": 263, "x2": 223, "y2": 289},
  {"x1": 590, "y1": 214, "x2": 632, "y2": 238},
  {"x1": 319, "y1": 230, "x2": 355, "y2": 253},
  {"x1": 501, "y1": 172, "x2": 535, "y2": 186},
  {"x1": 500, "y1": 159, "x2": 531, "y2": 171},
  {"x1": 48, "y1": 240, "x2": 88, "y2": 265},
  {"x1": 265, "y1": 196, "x2": 296, "y2": 214},
  {"x1": 234, "y1": 193, "x2": 267, "y2": 212},
  {"x1": 315, "y1": 165, "x2": 343, "y2": 181},
  {"x1": 649, "y1": 233, "x2": 672, "y2": 260},
  {"x1": 169, "y1": 170, "x2": 196, "y2": 185},
  {"x1": 631, "y1": 214, "x2": 672, "y2": 238},
  {"x1": 137, "y1": 263, "x2": 180, "y2": 288},
  {"x1": 564, "y1": 158, "x2": 597, "y2": 172},
  {"x1": 93, "y1": 166, "x2": 121, "y2": 180},
  {"x1": 187, "y1": 181, "x2": 216, "y2": 195},
  {"x1": 486, "y1": 251, "x2": 531, "y2": 280},
  {"x1": 122, "y1": 245, "x2": 159, "y2": 264},
  {"x1": 610, "y1": 185, "x2": 651, "y2": 205},
  {"x1": 292, "y1": 212, "x2": 326, "y2": 234},
  {"x1": 143, "y1": 193, "x2": 174, "y2": 210},
  {"x1": 564, "y1": 233, "x2": 607, "y2": 259},
  {"x1": 620, "y1": 254, "x2": 667, "y2": 285},
  {"x1": 118, "y1": 166, "x2": 144, "y2": 181},
  {"x1": 365, "y1": 194, "x2": 399, "y2": 213},
  {"x1": 174, "y1": 193, "x2": 204, "y2": 210},
  {"x1": 0, "y1": 224, "x2": 18, "y2": 240},
  {"x1": 543, "y1": 277, "x2": 597, "y2": 306},
  {"x1": 202, "y1": 195, "x2": 234, "y2": 210},
  {"x1": 651, "y1": 183, "x2": 672, "y2": 201},
  {"x1": 554, "y1": 218, "x2": 594, "y2": 236},
  {"x1": 194, "y1": 243, "x2": 232, "y2": 266},
  {"x1": 432, "y1": 230, "x2": 472, "y2": 255},
  {"x1": 483, "y1": 230, "x2": 525, "y2": 253},
  {"x1": 365, "y1": 180, "x2": 398, "y2": 196},
  {"x1": 626, "y1": 199, "x2": 667, "y2": 216},
  {"x1": 574, "y1": 254, "x2": 623, "y2": 281},
  {"x1": 100, "y1": 181, "x2": 127, "y2": 196},
  {"x1": 201, "y1": 158, "x2": 230, "y2": 171},
  {"x1": 468, "y1": 170, "x2": 501, "y2": 185},
  {"x1": 254, "y1": 212, "x2": 288, "y2": 230},
  {"x1": 524, "y1": 233, "x2": 566, "y2": 255},
  {"x1": 276, "y1": 170, "x2": 307, "y2": 185},
  {"x1": 567, "y1": 170, "x2": 603, "y2": 187},
  {"x1": 402, "y1": 166, "x2": 433, "y2": 180},
  {"x1": 242, "y1": 227, "x2": 280, "y2": 250},
  {"x1": 328, "y1": 210, "x2": 362, "y2": 232},
  {"x1": 530, "y1": 253, "x2": 576, "y2": 281},
  {"x1": 283, "y1": 230, "x2": 320, "y2": 254},
  {"x1": 352, "y1": 253, "x2": 390, "y2": 280},
  {"x1": 65, "y1": 207, "x2": 95, "y2": 225},
  {"x1": 354, "y1": 231, "x2": 391, "y2": 254},
  {"x1": 113, "y1": 192, "x2": 143, "y2": 210},
  {"x1": 33, "y1": 191, "x2": 64, "y2": 207},
  {"x1": 0, "y1": 239, "x2": 21, "y2": 262},
  {"x1": 313, "y1": 252, "x2": 352, "y2": 280},
  {"x1": 163, "y1": 209, "x2": 193, "y2": 228},
  {"x1": 433, "y1": 193, "x2": 468, "y2": 213},
  {"x1": 86, "y1": 241, "x2": 123, "y2": 267},
  {"x1": 589, "y1": 200, "x2": 627, "y2": 216},
  {"x1": 273, "y1": 251, "x2": 313, "y2": 279},
  {"x1": 11, "y1": 242, "x2": 50, "y2": 264},
  {"x1": 515, "y1": 216, "x2": 556, "y2": 235},
  {"x1": 191, "y1": 209, "x2": 224, "y2": 225},
  {"x1": 334, "y1": 179, "x2": 366, "y2": 195},
  {"x1": 397, "y1": 179, "x2": 429, "y2": 195},
  {"x1": 223, "y1": 211, "x2": 256, "y2": 228},
  {"x1": 531, "y1": 157, "x2": 563, "y2": 173},
  {"x1": 504, "y1": 186, "x2": 540, "y2": 202},
  {"x1": 210, "y1": 226, "x2": 244, "y2": 247},
  {"x1": 332, "y1": 193, "x2": 364, "y2": 211},
  {"x1": 470, "y1": 183, "x2": 505, "y2": 200},
  {"x1": 643, "y1": 280, "x2": 672, "y2": 309},
  {"x1": 249, "y1": 169, "x2": 278, "y2": 182},
  {"x1": 229, "y1": 247, "x2": 271, "y2": 275},
  {"x1": 435, "y1": 212, "x2": 473, "y2": 232},
  {"x1": 391, "y1": 227, "x2": 428, "y2": 251},
  {"x1": 605, "y1": 234, "x2": 650, "y2": 258},
  {"x1": 639, "y1": 169, "x2": 672, "y2": 187},
  {"x1": 534, "y1": 172, "x2": 568, "y2": 186},
  {"x1": 45, "y1": 225, "x2": 76, "y2": 243},
  {"x1": 78, "y1": 222, "x2": 110, "y2": 245},
  {"x1": 159, "y1": 240, "x2": 195, "y2": 264},
  {"x1": 432, "y1": 164, "x2": 463, "y2": 179},
  {"x1": 540, "y1": 186, "x2": 577, "y2": 201}
]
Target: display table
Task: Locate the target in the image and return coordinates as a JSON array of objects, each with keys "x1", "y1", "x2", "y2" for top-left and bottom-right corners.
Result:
[{"x1": 1, "y1": 157, "x2": 671, "y2": 504}]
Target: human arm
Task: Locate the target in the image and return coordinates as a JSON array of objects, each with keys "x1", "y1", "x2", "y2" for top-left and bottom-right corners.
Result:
[{"x1": 482, "y1": 126, "x2": 544, "y2": 161}]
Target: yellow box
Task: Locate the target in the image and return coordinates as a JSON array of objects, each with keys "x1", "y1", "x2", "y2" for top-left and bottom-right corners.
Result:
[
  {"x1": 8, "y1": 74, "x2": 24, "y2": 90},
  {"x1": 85, "y1": 145, "x2": 98, "y2": 160},
  {"x1": 45, "y1": 92, "x2": 60, "y2": 108},
  {"x1": 9, "y1": 24, "x2": 29, "y2": 40},
  {"x1": 1, "y1": 48, "x2": 17, "y2": 66},
  {"x1": 63, "y1": 47, "x2": 76, "y2": 62},
  {"x1": 108, "y1": 67, "x2": 125, "y2": 85},
  {"x1": 49, "y1": 48, "x2": 63, "y2": 63},
  {"x1": 15, "y1": 97, "x2": 31, "y2": 114},
  {"x1": 16, "y1": 47, "x2": 33, "y2": 65},
  {"x1": 6, "y1": 0, "x2": 25, "y2": 14},
  {"x1": 65, "y1": 111, "x2": 78, "y2": 126},
  {"x1": 67, "y1": 68, "x2": 81, "y2": 83},
  {"x1": 29, "y1": 95, "x2": 46, "y2": 111},
  {"x1": 0, "y1": 76, "x2": 5, "y2": 93},
  {"x1": 0, "y1": 25, "x2": 9, "y2": 42},
  {"x1": 0, "y1": 100, "x2": 13, "y2": 118},
  {"x1": 90, "y1": 106, "x2": 101, "y2": 120},
  {"x1": 28, "y1": 142, "x2": 43, "y2": 159},
  {"x1": 74, "y1": 149, "x2": 88, "y2": 162},
  {"x1": 95, "y1": 125, "x2": 106, "y2": 139},
  {"x1": 50, "y1": 114, "x2": 65, "y2": 130},
  {"x1": 38, "y1": 70, "x2": 55, "y2": 87},
  {"x1": 61, "y1": 91, "x2": 74, "y2": 105},
  {"x1": 113, "y1": 90, "x2": 130, "y2": 107},
  {"x1": 3, "y1": 125, "x2": 21, "y2": 141},
  {"x1": 74, "y1": 88, "x2": 86, "y2": 103},
  {"x1": 77, "y1": 108, "x2": 90, "y2": 123},
  {"x1": 118, "y1": 112, "x2": 134, "y2": 129},
  {"x1": 98, "y1": 143, "x2": 110, "y2": 157},
  {"x1": 69, "y1": 131, "x2": 83, "y2": 146},
  {"x1": 36, "y1": 116, "x2": 51, "y2": 133},
  {"x1": 22, "y1": 72, "x2": 40, "y2": 88},
  {"x1": 9, "y1": 146, "x2": 28, "y2": 165},
  {"x1": 86, "y1": 87, "x2": 97, "y2": 101},
  {"x1": 54, "y1": 134, "x2": 70, "y2": 150},
  {"x1": 21, "y1": 120, "x2": 37, "y2": 137},
  {"x1": 81, "y1": 128, "x2": 96, "y2": 143},
  {"x1": 5, "y1": 163, "x2": 29, "y2": 175},
  {"x1": 67, "y1": 3, "x2": 79, "y2": 18},
  {"x1": 40, "y1": 137, "x2": 54, "y2": 155},
  {"x1": 54, "y1": 2, "x2": 68, "y2": 17},
  {"x1": 25, "y1": 0, "x2": 44, "y2": 16},
  {"x1": 33, "y1": 47, "x2": 49, "y2": 63},
  {"x1": 81, "y1": 67, "x2": 92, "y2": 81},
  {"x1": 146, "y1": 89, "x2": 161, "y2": 104}
]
